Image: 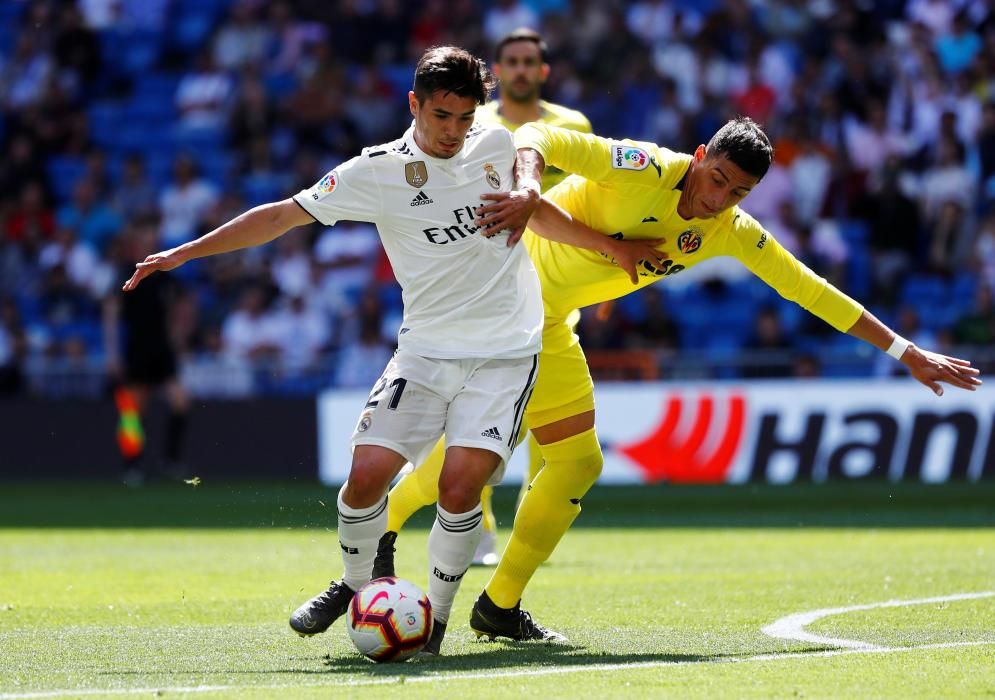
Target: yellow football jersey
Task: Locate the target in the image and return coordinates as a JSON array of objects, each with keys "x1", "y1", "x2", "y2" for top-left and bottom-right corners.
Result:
[
  {"x1": 476, "y1": 100, "x2": 591, "y2": 191},
  {"x1": 516, "y1": 123, "x2": 864, "y2": 331}
]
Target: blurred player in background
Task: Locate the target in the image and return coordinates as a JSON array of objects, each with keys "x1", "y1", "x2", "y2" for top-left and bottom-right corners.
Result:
[
  {"x1": 376, "y1": 117, "x2": 982, "y2": 642},
  {"x1": 477, "y1": 28, "x2": 591, "y2": 190},
  {"x1": 386, "y1": 28, "x2": 592, "y2": 567},
  {"x1": 102, "y1": 220, "x2": 189, "y2": 486}
]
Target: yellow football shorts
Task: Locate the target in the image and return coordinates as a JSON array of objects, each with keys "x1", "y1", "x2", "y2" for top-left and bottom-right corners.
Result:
[{"x1": 525, "y1": 310, "x2": 596, "y2": 429}]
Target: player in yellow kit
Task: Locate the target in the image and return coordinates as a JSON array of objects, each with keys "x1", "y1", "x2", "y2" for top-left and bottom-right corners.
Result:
[
  {"x1": 385, "y1": 28, "x2": 591, "y2": 568},
  {"x1": 476, "y1": 28, "x2": 591, "y2": 192},
  {"x1": 379, "y1": 117, "x2": 982, "y2": 642}
]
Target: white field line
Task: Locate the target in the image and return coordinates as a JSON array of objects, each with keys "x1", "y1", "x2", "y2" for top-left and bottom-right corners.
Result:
[
  {"x1": 1, "y1": 640, "x2": 992, "y2": 699},
  {"x1": 761, "y1": 590, "x2": 995, "y2": 650}
]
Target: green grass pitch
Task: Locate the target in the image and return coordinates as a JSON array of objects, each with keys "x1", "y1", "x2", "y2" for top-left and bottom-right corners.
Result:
[{"x1": 1, "y1": 482, "x2": 993, "y2": 698}]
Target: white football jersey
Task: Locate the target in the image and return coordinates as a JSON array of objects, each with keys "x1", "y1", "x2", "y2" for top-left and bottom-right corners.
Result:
[{"x1": 294, "y1": 122, "x2": 542, "y2": 360}]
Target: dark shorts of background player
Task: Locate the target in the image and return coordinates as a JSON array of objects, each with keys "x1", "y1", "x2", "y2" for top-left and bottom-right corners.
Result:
[{"x1": 124, "y1": 345, "x2": 177, "y2": 385}]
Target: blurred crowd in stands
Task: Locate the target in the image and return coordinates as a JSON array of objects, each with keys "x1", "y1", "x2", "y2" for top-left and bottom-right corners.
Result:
[{"x1": 1, "y1": 0, "x2": 995, "y2": 398}]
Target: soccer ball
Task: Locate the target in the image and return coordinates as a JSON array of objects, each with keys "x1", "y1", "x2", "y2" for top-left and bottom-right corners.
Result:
[{"x1": 346, "y1": 577, "x2": 433, "y2": 662}]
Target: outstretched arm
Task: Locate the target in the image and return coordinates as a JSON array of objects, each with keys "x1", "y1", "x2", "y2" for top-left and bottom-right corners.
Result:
[
  {"x1": 123, "y1": 198, "x2": 314, "y2": 291},
  {"x1": 734, "y1": 216, "x2": 982, "y2": 396},
  {"x1": 847, "y1": 310, "x2": 981, "y2": 395}
]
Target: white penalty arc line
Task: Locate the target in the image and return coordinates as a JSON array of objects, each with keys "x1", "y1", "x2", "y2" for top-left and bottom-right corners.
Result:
[
  {"x1": 1, "y1": 640, "x2": 992, "y2": 699},
  {"x1": 761, "y1": 590, "x2": 995, "y2": 651}
]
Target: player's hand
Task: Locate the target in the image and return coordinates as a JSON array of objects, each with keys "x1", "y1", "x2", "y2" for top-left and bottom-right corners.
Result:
[
  {"x1": 901, "y1": 345, "x2": 982, "y2": 396},
  {"x1": 476, "y1": 188, "x2": 541, "y2": 246},
  {"x1": 605, "y1": 238, "x2": 668, "y2": 284},
  {"x1": 122, "y1": 248, "x2": 185, "y2": 291}
]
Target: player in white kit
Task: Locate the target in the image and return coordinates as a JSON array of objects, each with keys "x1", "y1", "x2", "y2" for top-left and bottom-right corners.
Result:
[{"x1": 122, "y1": 46, "x2": 585, "y2": 655}]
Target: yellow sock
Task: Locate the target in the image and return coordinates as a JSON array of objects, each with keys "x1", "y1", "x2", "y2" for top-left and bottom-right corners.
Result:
[
  {"x1": 386, "y1": 437, "x2": 444, "y2": 532},
  {"x1": 481, "y1": 485, "x2": 496, "y2": 533},
  {"x1": 485, "y1": 428, "x2": 603, "y2": 609},
  {"x1": 517, "y1": 432, "x2": 545, "y2": 507}
]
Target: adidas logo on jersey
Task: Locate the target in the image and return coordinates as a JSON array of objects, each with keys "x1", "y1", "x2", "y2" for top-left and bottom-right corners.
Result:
[
  {"x1": 410, "y1": 191, "x2": 434, "y2": 206},
  {"x1": 481, "y1": 426, "x2": 502, "y2": 440}
]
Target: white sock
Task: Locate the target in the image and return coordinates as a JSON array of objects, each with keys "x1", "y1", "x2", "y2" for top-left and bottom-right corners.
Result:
[
  {"x1": 427, "y1": 503, "x2": 483, "y2": 624},
  {"x1": 337, "y1": 485, "x2": 388, "y2": 592}
]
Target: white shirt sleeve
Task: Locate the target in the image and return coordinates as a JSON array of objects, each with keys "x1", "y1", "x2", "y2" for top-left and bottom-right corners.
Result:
[{"x1": 292, "y1": 154, "x2": 382, "y2": 226}]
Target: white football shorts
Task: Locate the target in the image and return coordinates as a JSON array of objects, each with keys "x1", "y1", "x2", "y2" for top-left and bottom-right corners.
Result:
[{"x1": 351, "y1": 349, "x2": 538, "y2": 485}]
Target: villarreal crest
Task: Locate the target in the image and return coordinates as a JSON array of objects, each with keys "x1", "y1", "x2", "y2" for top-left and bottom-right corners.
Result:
[{"x1": 678, "y1": 229, "x2": 702, "y2": 254}]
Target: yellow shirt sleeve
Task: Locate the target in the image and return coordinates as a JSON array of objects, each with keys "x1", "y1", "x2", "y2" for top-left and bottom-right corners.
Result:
[
  {"x1": 728, "y1": 211, "x2": 864, "y2": 332},
  {"x1": 555, "y1": 107, "x2": 591, "y2": 134},
  {"x1": 515, "y1": 123, "x2": 678, "y2": 190}
]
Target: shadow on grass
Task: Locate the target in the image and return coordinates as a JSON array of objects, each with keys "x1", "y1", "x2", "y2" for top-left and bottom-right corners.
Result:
[
  {"x1": 317, "y1": 644, "x2": 713, "y2": 676},
  {"x1": 1, "y1": 481, "x2": 993, "y2": 529},
  {"x1": 94, "y1": 643, "x2": 837, "y2": 679}
]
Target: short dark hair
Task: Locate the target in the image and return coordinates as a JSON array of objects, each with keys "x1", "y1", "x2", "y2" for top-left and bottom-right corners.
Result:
[
  {"x1": 706, "y1": 117, "x2": 774, "y2": 180},
  {"x1": 413, "y1": 46, "x2": 495, "y2": 105},
  {"x1": 495, "y1": 28, "x2": 547, "y2": 63}
]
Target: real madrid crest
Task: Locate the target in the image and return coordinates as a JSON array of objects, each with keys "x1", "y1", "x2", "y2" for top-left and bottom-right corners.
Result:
[
  {"x1": 484, "y1": 163, "x2": 501, "y2": 189},
  {"x1": 357, "y1": 411, "x2": 373, "y2": 432},
  {"x1": 405, "y1": 161, "x2": 429, "y2": 188},
  {"x1": 677, "y1": 228, "x2": 702, "y2": 254}
]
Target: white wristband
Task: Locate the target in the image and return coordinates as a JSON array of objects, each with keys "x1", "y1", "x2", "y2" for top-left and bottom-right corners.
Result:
[
  {"x1": 517, "y1": 177, "x2": 541, "y2": 195},
  {"x1": 886, "y1": 334, "x2": 910, "y2": 360}
]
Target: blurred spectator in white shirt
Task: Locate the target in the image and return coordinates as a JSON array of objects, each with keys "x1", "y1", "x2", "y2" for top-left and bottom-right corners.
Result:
[
  {"x1": 946, "y1": 73, "x2": 982, "y2": 145},
  {"x1": 334, "y1": 290, "x2": 394, "y2": 388},
  {"x1": 38, "y1": 226, "x2": 112, "y2": 300},
  {"x1": 267, "y1": 295, "x2": 331, "y2": 375},
  {"x1": 159, "y1": 155, "x2": 220, "y2": 246},
  {"x1": 213, "y1": 0, "x2": 271, "y2": 72},
  {"x1": 653, "y1": 32, "x2": 699, "y2": 112},
  {"x1": 907, "y1": 0, "x2": 954, "y2": 38},
  {"x1": 483, "y1": 0, "x2": 539, "y2": 43},
  {"x1": 626, "y1": 1, "x2": 701, "y2": 46},
  {"x1": 920, "y1": 137, "x2": 975, "y2": 219},
  {"x1": 221, "y1": 285, "x2": 279, "y2": 362},
  {"x1": 270, "y1": 232, "x2": 313, "y2": 299},
  {"x1": 79, "y1": 0, "x2": 121, "y2": 29},
  {"x1": 844, "y1": 99, "x2": 908, "y2": 177},
  {"x1": 176, "y1": 52, "x2": 233, "y2": 131},
  {"x1": 0, "y1": 35, "x2": 53, "y2": 110},
  {"x1": 112, "y1": 154, "x2": 158, "y2": 221},
  {"x1": 696, "y1": 37, "x2": 747, "y2": 104},
  {"x1": 314, "y1": 221, "x2": 380, "y2": 311},
  {"x1": 790, "y1": 130, "x2": 833, "y2": 224},
  {"x1": 266, "y1": 0, "x2": 327, "y2": 76},
  {"x1": 739, "y1": 162, "x2": 793, "y2": 224}
]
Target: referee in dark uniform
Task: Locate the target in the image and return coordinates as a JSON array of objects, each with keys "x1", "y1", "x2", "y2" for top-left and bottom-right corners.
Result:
[{"x1": 103, "y1": 222, "x2": 189, "y2": 485}]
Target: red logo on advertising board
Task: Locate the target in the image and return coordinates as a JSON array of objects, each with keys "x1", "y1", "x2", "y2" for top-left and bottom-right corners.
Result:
[{"x1": 617, "y1": 393, "x2": 747, "y2": 483}]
